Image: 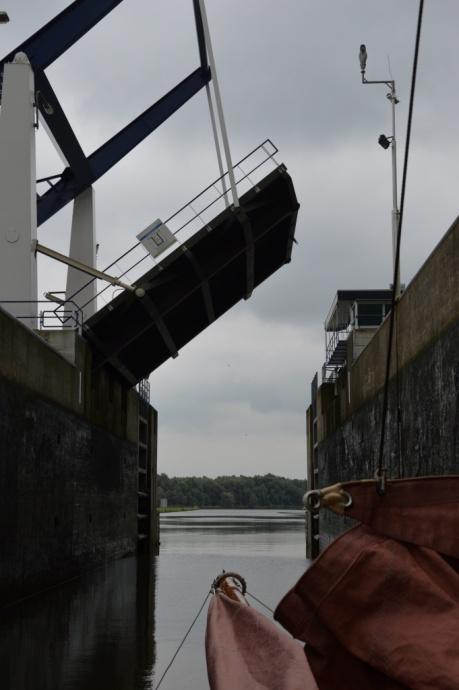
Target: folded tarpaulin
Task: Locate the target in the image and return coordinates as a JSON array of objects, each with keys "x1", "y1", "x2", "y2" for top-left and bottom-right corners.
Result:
[
  {"x1": 206, "y1": 588, "x2": 319, "y2": 690},
  {"x1": 333, "y1": 475, "x2": 459, "y2": 558},
  {"x1": 275, "y1": 476, "x2": 459, "y2": 690}
]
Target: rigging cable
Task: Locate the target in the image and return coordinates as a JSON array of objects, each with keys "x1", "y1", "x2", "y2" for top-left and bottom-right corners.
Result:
[
  {"x1": 376, "y1": 0, "x2": 425, "y2": 493},
  {"x1": 395, "y1": 307, "x2": 404, "y2": 478},
  {"x1": 153, "y1": 590, "x2": 211, "y2": 690},
  {"x1": 246, "y1": 590, "x2": 274, "y2": 614}
]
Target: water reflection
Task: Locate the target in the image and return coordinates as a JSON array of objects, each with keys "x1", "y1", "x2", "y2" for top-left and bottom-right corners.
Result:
[
  {"x1": 0, "y1": 555, "x2": 156, "y2": 690},
  {"x1": 0, "y1": 510, "x2": 308, "y2": 690},
  {"x1": 160, "y1": 509, "x2": 306, "y2": 557}
]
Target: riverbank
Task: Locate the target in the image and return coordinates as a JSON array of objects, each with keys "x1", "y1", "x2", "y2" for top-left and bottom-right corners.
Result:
[
  {"x1": 158, "y1": 505, "x2": 304, "y2": 513},
  {"x1": 158, "y1": 506, "x2": 200, "y2": 513},
  {"x1": 158, "y1": 474, "x2": 307, "y2": 511}
]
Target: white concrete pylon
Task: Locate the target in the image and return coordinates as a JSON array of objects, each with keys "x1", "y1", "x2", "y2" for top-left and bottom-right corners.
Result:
[
  {"x1": 0, "y1": 53, "x2": 37, "y2": 326},
  {"x1": 65, "y1": 186, "x2": 97, "y2": 320}
]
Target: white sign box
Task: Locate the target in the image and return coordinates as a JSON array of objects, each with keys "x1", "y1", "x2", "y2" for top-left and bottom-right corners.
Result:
[{"x1": 137, "y1": 219, "x2": 176, "y2": 258}]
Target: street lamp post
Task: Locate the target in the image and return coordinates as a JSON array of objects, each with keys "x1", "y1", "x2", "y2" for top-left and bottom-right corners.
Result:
[{"x1": 359, "y1": 44, "x2": 401, "y2": 297}]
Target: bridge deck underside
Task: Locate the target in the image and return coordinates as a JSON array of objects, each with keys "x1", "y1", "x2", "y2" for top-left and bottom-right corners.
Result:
[{"x1": 84, "y1": 166, "x2": 299, "y2": 386}]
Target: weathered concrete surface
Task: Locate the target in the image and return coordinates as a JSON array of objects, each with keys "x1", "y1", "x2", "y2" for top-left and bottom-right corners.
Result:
[
  {"x1": 349, "y1": 215, "x2": 459, "y2": 417},
  {"x1": 314, "y1": 216, "x2": 459, "y2": 449},
  {"x1": 0, "y1": 373, "x2": 138, "y2": 604},
  {"x1": 307, "y1": 219, "x2": 459, "y2": 555},
  {"x1": 0, "y1": 306, "x2": 158, "y2": 604},
  {"x1": 38, "y1": 329, "x2": 78, "y2": 364},
  {"x1": 0, "y1": 307, "x2": 139, "y2": 444},
  {"x1": 0, "y1": 306, "x2": 82, "y2": 416},
  {"x1": 317, "y1": 317, "x2": 459, "y2": 547}
]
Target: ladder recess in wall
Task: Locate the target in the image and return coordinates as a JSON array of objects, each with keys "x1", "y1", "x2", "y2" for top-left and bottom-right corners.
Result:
[{"x1": 137, "y1": 378, "x2": 151, "y2": 547}]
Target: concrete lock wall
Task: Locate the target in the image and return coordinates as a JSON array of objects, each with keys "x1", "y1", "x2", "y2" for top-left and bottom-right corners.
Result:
[
  {"x1": 309, "y1": 216, "x2": 459, "y2": 552},
  {"x1": 0, "y1": 307, "x2": 157, "y2": 604}
]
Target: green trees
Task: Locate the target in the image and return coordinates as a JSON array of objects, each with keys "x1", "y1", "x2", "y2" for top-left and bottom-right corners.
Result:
[{"x1": 157, "y1": 474, "x2": 307, "y2": 508}]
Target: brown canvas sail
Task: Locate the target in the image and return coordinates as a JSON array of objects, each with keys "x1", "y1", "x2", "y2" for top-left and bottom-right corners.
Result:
[
  {"x1": 206, "y1": 477, "x2": 459, "y2": 690},
  {"x1": 206, "y1": 574, "x2": 318, "y2": 690},
  {"x1": 275, "y1": 477, "x2": 459, "y2": 690}
]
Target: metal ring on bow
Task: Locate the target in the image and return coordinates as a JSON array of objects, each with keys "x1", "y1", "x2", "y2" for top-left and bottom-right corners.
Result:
[
  {"x1": 303, "y1": 490, "x2": 322, "y2": 511},
  {"x1": 212, "y1": 571, "x2": 247, "y2": 595}
]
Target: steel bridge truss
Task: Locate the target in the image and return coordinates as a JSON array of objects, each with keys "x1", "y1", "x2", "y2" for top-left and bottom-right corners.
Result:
[{"x1": 0, "y1": 0, "x2": 211, "y2": 227}]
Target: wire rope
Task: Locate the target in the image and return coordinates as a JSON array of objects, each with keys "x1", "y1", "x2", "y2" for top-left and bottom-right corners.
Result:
[
  {"x1": 376, "y1": 0, "x2": 425, "y2": 492},
  {"x1": 246, "y1": 590, "x2": 274, "y2": 614},
  {"x1": 152, "y1": 590, "x2": 211, "y2": 690}
]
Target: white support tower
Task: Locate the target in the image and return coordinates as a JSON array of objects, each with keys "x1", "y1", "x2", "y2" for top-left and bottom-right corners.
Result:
[
  {"x1": 65, "y1": 186, "x2": 97, "y2": 320},
  {"x1": 0, "y1": 53, "x2": 37, "y2": 326}
]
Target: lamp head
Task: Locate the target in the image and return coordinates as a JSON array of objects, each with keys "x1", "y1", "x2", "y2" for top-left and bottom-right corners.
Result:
[
  {"x1": 378, "y1": 134, "x2": 391, "y2": 150},
  {"x1": 0, "y1": 10, "x2": 9, "y2": 23},
  {"x1": 359, "y1": 44, "x2": 367, "y2": 72}
]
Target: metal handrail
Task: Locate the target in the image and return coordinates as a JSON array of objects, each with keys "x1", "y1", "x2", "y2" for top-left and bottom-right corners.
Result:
[
  {"x1": 325, "y1": 327, "x2": 350, "y2": 365},
  {"x1": 58, "y1": 139, "x2": 280, "y2": 316},
  {"x1": 0, "y1": 299, "x2": 83, "y2": 330}
]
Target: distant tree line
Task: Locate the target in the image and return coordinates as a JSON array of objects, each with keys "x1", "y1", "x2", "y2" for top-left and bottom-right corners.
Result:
[{"x1": 158, "y1": 473, "x2": 307, "y2": 508}]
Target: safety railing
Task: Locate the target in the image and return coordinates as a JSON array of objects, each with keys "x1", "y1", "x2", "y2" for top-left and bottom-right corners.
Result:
[
  {"x1": 325, "y1": 327, "x2": 350, "y2": 366},
  {"x1": 0, "y1": 300, "x2": 83, "y2": 330},
  {"x1": 323, "y1": 301, "x2": 392, "y2": 382},
  {"x1": 58, "y1": 139, "x2": 281, "y2": 318},
  {"x1": 138, "y1": 378, "x2": 151, "y2": 418},
  {"x1": 322, "y1": 362, "x2": 342, "y2": 384}
]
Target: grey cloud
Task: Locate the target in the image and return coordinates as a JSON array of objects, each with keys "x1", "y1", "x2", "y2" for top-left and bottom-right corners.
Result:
[{"x1": 4, "y1": 1, "x2": 459, "y2": 476}]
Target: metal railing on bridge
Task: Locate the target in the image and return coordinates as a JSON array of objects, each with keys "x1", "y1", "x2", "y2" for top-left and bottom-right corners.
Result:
[{"x1": 56, "y1": 139, "x2": 281, "y2": 320}]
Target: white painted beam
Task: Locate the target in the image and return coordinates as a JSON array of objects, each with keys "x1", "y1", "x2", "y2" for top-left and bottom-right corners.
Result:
[
  {"x1": 65, "y1": 186, "x2": 97, "y2": 319},
  {"x1": 0, "y1": 53, "x2": 37, "y2": 326}
]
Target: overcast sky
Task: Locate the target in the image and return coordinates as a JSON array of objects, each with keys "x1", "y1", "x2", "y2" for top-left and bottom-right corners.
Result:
[{"x1": 2, "y1": 1, "x2": 458, "y2": 478}]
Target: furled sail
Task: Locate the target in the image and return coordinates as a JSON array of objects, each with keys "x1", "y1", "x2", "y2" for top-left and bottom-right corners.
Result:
[
  {"x1": 314, "y1": 475, "x2": 459, "y2": 557},
  {"x1": 206, "y1": 478, "x2": 459, "y2": 689},
  {"x1": 275, "y1": 476, "x2": 459, "y2": 689},
  {"x1": 206, "y1": 573, "x2": 318, "y2": 690}
]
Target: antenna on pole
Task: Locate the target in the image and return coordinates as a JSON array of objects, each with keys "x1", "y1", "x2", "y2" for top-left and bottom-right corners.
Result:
[{"x1": 358, "y1": 44, "x2": 401, "y2": 297}]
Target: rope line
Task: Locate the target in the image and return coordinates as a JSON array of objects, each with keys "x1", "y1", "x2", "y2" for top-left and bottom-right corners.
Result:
[
  {"x1": 153, "y1": 591, "x2": 211, "y2": 690},
  {"x1": 395, "y1": 307, "x2": 404, "y2": 479},
  {"x1": 246, "y1": 590, "x2": 274, "y2": 614},
  {"x1": 376, "y1": 0, "x2": 425, "y2": 491},
  {"x1": 151, "y1": 579, "x2": 274, "y2": 688}
]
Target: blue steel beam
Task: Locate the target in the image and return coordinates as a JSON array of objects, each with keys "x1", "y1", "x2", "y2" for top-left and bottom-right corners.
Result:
[
  {"x1": 35, "y1": 70, "x2": 90, "y2": 181},
  {"x1": 192, "y1": 0, "x2": 208, "y2": 69},
  {"x1": 0, "y1": 0, "x2": 211, "y2": 225},
  {"x1": 37, "y1": 66, "x2": 211, "y2": 226},
  {"x1": 0, "y1": 0, "x2": 125, "y2": 182},
  {"x1": 0, "y1": 0, "x2": 125, "y2": 72},
  {"x1": 89, "y1": 67, "x2": 211, "y2": 180}
]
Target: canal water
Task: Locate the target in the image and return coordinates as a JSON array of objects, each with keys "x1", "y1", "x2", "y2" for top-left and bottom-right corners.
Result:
[{"x1": 1, "y1": 509, "x2": 309, "y2": 690}]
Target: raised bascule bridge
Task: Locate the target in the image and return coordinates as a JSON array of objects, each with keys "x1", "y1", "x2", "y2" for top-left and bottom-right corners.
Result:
[
  {"x1": 0, "y1": 0, "x2": 299, "y2": 601},
  {"x1": 0, "y1": 0, "x2": 299, "y2": 383}
]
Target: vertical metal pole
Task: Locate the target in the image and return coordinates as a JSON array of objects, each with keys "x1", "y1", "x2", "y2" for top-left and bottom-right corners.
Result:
[
  {"x1": 390, "y1": 83, "x2": 401, "y2": 297},
  {"x1": 205, "y1": 83, "x2": 229, "y2": 207},
  {"x1": 360, "y1": 55, "x2": 401, "y2": 298},
  {"x1": 198, "y1": 0, "x2": 239, "y2": 208}
]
